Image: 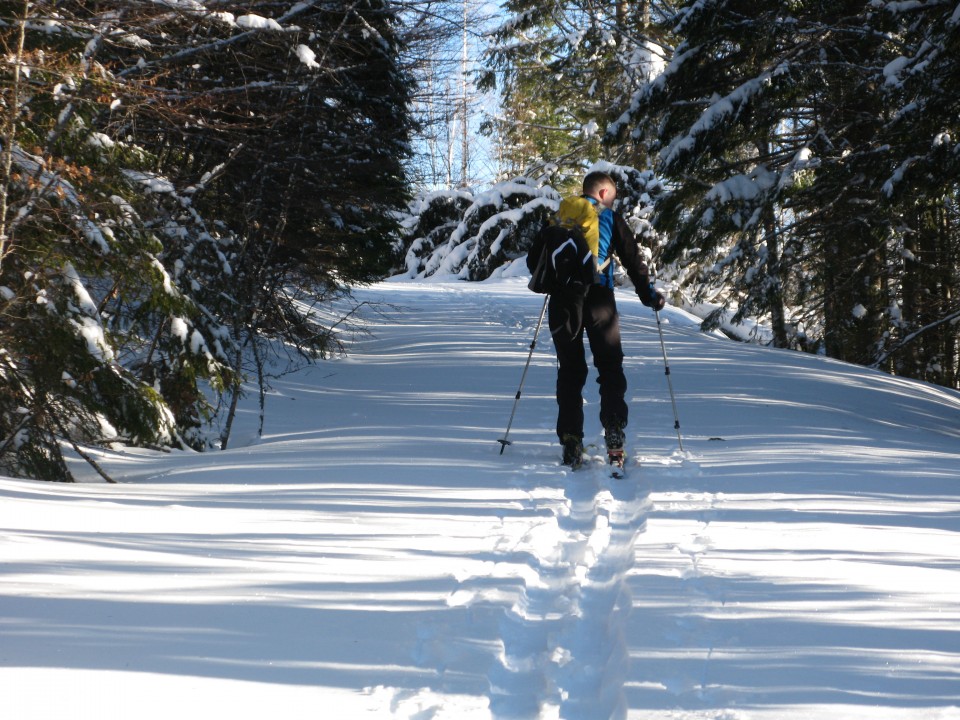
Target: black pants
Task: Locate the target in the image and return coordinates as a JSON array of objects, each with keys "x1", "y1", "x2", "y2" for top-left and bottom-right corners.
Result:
[{"x1": 549, "y1": 285, "x2": 627, "y2": 440}]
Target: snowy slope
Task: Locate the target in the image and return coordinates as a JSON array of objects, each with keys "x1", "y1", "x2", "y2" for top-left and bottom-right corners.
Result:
[{"x1": 2, "y1": 278, "x2": 960, "y2": 720}]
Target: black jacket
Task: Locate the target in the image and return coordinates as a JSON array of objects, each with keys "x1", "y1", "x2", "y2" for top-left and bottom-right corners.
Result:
[{"x1": 606, "y1": 211, "x2": 656, "y2": 304}]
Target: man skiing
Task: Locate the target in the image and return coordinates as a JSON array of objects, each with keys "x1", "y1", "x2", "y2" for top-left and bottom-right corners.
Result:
[{"x1": 529, "y1": 170, "x2": 665, "y2": 470}]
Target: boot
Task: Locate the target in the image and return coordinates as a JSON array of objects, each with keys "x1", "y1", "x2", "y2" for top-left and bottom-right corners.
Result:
[
  {"x1": 561, "y1": 434, "x2": 584, "y2": 470},
  {"x1": 603, "y1": 420, "x2": 625, "y2": 453}
]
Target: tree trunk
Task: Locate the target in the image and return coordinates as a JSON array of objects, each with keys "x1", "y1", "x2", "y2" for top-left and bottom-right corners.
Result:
[{"x1": 0, "y1": 1, "x2": 29, "y2": 274}]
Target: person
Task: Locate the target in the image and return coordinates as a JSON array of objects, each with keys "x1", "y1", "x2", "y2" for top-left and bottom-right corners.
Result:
[{"x1": 531, "y1": 170, "x2": 665, "y2": 469}]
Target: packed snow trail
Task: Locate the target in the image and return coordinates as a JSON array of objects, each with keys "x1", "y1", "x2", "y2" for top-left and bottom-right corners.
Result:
[
  {"x1": 449, "y1": 459, "x2": 651, "y2": 720},
  {"x1": 2, "y1": 278, "x2": 960, "y2": 720}
]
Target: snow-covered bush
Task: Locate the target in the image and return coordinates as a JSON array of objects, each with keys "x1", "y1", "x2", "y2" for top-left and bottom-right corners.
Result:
[
  {"x1": 396, "y1": 163, "x2": 668, "y2": 283},
  {"x1": 396, "y1": 177, "x2": 558, "y2": 281}
]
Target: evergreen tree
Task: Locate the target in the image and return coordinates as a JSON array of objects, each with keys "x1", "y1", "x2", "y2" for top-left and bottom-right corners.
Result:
[
  {"x1": 873, "y1": 2, "x2": 960, "y2": 387},
  {"x1": 398, "y1": 177, "x2": 558, "y2": 280},
  {"x1": 396, "y1": 161, "x2": 666, "y2": 282},
  {"x1": 611, "y1": 1, "x2": 802, "y2": 347},
  {"x1": 612, "y1": 1, "x2": 906, "y2": 363},
  {"x1": 0, "y1": 1, "x2": 232, "y2": 480},
  {"x1": 112, "y1": 0, "x2": 415, "y2": 445},
  {"x1": 481, "y1": 0, "x2": 666, "y2": 176},
  {"x1": 1, "y1": 0, "x2": 417, "y2": 477},
  {"x1": 790, "y1": 4, "x2": 900, "y2": 366}
]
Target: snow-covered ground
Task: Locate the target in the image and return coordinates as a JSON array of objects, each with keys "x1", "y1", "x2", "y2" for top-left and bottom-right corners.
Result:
[{"x1": 3, "y1": 277, "x2": 960, "y2": 720}]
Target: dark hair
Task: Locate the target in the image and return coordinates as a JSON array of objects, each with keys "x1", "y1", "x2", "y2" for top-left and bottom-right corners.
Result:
[{"x1": 583, "y1": 170, "x2": 616, "y2": 196}]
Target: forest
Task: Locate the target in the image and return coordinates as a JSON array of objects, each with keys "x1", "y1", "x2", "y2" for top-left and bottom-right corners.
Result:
[{"x1": 2, "y1": 0, "x2": 958, "y2": 481}]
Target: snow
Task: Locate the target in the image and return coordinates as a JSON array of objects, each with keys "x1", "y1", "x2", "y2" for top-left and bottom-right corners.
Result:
[
  {"x1": 3, "y1": 277, "x2": 960, "y2": 720},
  {"x1": 705, "y1": 167, "x2": 777, "y2": 205},
  {"x1": 883, "y1": 55, "x2": 911, "y2": 87},
  {"x1": 61, "y1": 262, "x2": 115, "y2": 362},
  {"x1": 235, "y1": 14, "x2": 283, "y2": 32},
  {"x1": 297, "y1": 44, "x2": 320, "y2": 69},
  {"x1": 123, "y1": 169, "x2": 176, "y2": 195}
]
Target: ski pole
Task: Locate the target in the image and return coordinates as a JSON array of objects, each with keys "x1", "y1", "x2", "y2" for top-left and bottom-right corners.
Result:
[
  {"x1": 654, "y1": 306, "x2": 685, "y2": 453},
  {"x1": 498, "y1": 294, "x2": 549, "y2": 454}
]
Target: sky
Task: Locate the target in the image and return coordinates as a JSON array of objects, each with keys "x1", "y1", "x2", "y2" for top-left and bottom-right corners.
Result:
[{"x1": 2, "y1": 274, "x2": 960, "y2": 719}]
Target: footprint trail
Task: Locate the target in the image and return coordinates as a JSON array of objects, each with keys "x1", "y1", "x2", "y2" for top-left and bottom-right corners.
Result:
[{"x1": 451, "y1": 460, "x2": 651, "y2": 719}]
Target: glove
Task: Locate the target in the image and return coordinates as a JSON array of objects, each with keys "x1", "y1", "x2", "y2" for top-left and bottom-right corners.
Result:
[{"x1": 639, "y1": 283, "x2": 666, "y2": 311}]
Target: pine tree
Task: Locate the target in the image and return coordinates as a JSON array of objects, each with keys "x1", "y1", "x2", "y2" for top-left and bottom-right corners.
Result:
[
  {"x1": 396, "y1": 161, "x2": 666, "y2": 282},
  {"x1": 127, "y1": 0, "x2": 415, "y2": 448},
  {"x1": 612, "y1": 1, "x2": 907, "y2": 361},
  {"x1": 482, "y1": 0, "x2": 665, "y2": 176},
  {"x1": 1, "y1": 0, "x2": 417, "y2": 476},
  {"x1": 872, "y1": 2, "x2": 960, "y2": 387},
  {"x1": 611, "y1": 1, "x2": 812, "y2": 347},
  {"x1": 399, "y1": 177, "x2": 558, "y2": 280},
  {"x1": 0, "y1": 1, "x2": 232, "y2": 480}
]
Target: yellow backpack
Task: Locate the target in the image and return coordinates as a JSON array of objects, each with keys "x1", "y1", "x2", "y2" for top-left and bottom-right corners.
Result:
[{"x1": 555, "y1": 196, "x2": 600, "y2": 258}]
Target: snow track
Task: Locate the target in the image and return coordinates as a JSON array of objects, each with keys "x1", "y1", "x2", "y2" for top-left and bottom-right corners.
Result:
[{"x1": 451, "y1": 461, "x2": 651, "y2": 719}]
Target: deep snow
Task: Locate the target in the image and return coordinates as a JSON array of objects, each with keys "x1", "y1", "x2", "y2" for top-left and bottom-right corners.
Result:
[{"x1": 2, "y1": 277, "x2": 960, "y2": 719}]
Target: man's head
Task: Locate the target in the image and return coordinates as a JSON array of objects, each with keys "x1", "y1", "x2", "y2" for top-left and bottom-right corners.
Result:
[{"x1": 583, "y1": 171, "x2": 617, "y2": 209}]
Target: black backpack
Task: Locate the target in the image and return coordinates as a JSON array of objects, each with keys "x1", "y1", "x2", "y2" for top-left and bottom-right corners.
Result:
[{"x1": 526, "y1": 223, "x2": 596, "y2": 297}]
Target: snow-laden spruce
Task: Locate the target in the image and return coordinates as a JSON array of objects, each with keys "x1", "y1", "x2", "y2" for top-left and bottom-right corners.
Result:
[{"x1": 395, "y1": 163, "x2": 668, "y2": 283}]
